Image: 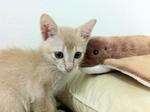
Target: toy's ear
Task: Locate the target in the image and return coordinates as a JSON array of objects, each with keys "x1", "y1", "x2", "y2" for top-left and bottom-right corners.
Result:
[
  {"x1": 79, "y1": 19, "x2": 96, "y2": 40},
  {"x1": 40, "y1": 14, "x2": 58, "y2": 40}
]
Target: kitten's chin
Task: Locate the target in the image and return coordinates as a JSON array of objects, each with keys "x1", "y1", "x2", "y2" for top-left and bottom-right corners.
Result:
[
  {"x1": 59, "y1": 69, "x2": 75, "y2": 75},
  {"x1": 56, "y1": 69, "x2": 69, "y2": 75},
  {"x1": 58, "y1": 66, "x2": 78, "y2": 75},
  {"x1": 61, "y1": 70, "x2": 73, "y2": 75}
]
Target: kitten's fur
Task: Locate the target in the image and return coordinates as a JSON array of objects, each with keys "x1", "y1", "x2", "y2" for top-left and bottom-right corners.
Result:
[
  {"x1": 0, "y1": 14, "x2": 96, "y2": 112},
  {"x1": 81, "y1": 35, "x2": 150, "y2": 67}
]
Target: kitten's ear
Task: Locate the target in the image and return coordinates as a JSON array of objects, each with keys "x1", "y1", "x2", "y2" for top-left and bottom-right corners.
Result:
[
  {"x1": 79, "y1": 19, "x2": 96, "y2": 39},
  {"x1": 40, "y1": 14, "x2": 58, "y2": 40}
]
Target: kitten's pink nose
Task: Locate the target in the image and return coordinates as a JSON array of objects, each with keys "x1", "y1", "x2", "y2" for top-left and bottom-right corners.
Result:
[{"x1": 65, "y1": 64, "x2": 73, "y2": 72}]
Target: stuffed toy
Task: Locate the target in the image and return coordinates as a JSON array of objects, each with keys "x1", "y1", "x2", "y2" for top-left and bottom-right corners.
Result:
[{"x1": 80, "y1": 35, "x2": 150, "y2": 87}]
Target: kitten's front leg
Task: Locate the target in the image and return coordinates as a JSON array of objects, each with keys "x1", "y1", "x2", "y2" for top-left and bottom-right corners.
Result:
[{"x1": 31, "y1": 95, "x2": 57, "y2": 112}]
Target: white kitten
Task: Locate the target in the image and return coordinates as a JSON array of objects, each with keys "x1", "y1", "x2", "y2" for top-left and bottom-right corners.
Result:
[{"x1": 0, "y1": 14, "x2": 96, "y2": 112}]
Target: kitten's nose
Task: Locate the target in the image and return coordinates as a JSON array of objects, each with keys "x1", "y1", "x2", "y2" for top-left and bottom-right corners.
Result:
[{"x1": 65, "y1": 64, "x2": 73, "y2": 72}]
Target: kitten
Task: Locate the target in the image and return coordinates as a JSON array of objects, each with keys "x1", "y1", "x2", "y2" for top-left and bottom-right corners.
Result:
[
  {"x1": 80, "y1": 36, "x2": 150, "y2": 73},
  {"x1": 0, "y1": 14, "x2": 96, "y2": 112}
]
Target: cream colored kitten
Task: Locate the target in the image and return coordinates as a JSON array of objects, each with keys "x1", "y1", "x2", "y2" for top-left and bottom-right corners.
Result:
[{"x1": 0, "y1": 14, "x2": 96, "y2": 112}]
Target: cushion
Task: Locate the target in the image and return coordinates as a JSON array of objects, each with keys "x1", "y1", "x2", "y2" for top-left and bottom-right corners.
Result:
[{"x1": 58, "y1": 71, "x2": 150, "y2": 112}]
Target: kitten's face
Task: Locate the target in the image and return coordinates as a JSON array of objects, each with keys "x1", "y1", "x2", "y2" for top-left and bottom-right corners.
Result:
[
  {"x1": 40, "y1": 14, "x2": 96, "y2": 74},
  {"x1": 42, "y1": 29, "x2": 86, "y2": 74}
]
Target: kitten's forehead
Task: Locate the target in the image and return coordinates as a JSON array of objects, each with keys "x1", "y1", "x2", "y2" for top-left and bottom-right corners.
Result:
[
  {"x1": 45, "y1": 27, "x2": 86, "y2": 51},
  {"x1": 58, "y1": 27, "x2": 84, "y2": 49}
]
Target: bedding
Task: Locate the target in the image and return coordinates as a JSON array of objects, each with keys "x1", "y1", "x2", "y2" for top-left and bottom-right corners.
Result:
[{"x1": 58, "y1": 71, "x2": 150, "y2": 112}]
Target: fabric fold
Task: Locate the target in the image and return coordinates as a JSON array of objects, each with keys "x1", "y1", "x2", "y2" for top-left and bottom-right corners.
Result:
[{"x1": 104, "y1": 55, "x2": 150, "y2": 87}]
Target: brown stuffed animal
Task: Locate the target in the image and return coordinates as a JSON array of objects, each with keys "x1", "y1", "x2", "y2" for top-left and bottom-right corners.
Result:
[{"x1": 80, "y1": 35, "x2": 150, "y2": 74}]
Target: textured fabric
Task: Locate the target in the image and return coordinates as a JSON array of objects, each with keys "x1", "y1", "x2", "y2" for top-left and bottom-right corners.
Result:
[
  {"x1": 104, "y1": 54, "x2": 150, "y2": 87},
  {"x1": 58, "y1": 72, "x2": 150, "y2": 112}
]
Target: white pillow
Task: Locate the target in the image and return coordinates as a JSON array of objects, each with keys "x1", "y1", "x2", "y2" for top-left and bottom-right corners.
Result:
[{"x1": 58, "y1": 71, "x2": 150, "y2": 112}]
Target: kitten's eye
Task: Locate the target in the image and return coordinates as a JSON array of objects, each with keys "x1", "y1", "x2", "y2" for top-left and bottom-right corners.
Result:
[
  {"x1": 54, "y1": 51, "x2": 64, "y2": 59},
  {"x1": 93, "y1": 50, "x2": 99, "y2": 55},
  {"x1": 74, "y1": 52, "x2": 82, "y2": 59}
]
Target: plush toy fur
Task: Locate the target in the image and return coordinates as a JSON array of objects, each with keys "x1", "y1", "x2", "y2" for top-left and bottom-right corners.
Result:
[{"x1": 81, "y1": 35, "x2": 150, "y2": 67}]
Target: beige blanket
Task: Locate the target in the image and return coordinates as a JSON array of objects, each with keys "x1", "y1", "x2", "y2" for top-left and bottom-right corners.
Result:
[{"x1": 104, "y1": 55, "x2": 150, "y2": 87}]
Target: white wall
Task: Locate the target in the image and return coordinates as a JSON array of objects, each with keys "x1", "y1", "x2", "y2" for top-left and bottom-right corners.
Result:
[{"x1": 0, "y1": 0, "x2": 150, "y2": 48}]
